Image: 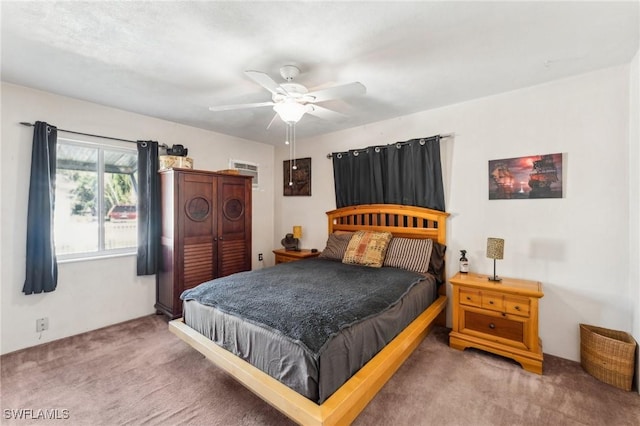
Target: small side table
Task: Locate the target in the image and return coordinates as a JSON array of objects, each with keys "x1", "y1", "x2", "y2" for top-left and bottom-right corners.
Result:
[
  {"x1": 273, "y1": 249, "x2": 320, "y2": 264},
  {"x1": 449, "y1": 272, "x2": 544, "y2": 374}
]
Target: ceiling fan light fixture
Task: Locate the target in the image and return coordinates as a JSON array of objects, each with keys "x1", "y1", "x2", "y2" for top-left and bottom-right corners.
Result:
[{"x1": 274, "y1": 101, "x2": 306, "y2": 123}]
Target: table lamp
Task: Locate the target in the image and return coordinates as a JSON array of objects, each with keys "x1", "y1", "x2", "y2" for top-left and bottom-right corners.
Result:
[
  {"x1": 486, "y1": 237, "x2": 504, "y2": 282},
  {"x1": 292, "y1": 226, "x2": 302, "y2": 251}
]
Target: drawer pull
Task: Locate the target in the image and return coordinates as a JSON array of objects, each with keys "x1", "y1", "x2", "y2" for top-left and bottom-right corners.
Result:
[
  {"x1": 515, "y1": 306, "x2": 520, "y2": 311},
  {"x1": 489, "y1": 301, "x2": 494, "y2": 305},
  {"x1": 466, "y1": 296, "x2": 472, "y2": 300},
  {"x1": 489, "y1": 323, "x2": 495, "y2": 329}
]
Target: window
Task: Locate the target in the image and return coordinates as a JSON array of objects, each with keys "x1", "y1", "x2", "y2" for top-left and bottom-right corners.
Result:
[
  {"x1": 229, "y1": 159, "x2": 259, "y2": 189},
  {"x1": 54, "y1": 139, "x2": 138, "y2": 260}
]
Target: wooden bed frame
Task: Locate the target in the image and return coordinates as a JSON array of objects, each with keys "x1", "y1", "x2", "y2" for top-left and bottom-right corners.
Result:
[{"x1": 169, "y1": 204, "x2": 449, "y2": 425}]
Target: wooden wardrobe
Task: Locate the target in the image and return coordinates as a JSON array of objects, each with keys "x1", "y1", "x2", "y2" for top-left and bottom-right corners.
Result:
[{"x1": 155, "y1": 168, "x2": 252, "y2": 319}]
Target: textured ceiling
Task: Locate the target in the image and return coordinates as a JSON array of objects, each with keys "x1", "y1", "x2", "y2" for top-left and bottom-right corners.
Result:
[{"x1": 2, "y1": 1, "x2": 638, "y2": 146}]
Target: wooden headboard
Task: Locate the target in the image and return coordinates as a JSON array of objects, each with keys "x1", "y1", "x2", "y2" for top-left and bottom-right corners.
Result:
[{"x1": 326, "y1": 204, "x2": 449, "y2": 245}]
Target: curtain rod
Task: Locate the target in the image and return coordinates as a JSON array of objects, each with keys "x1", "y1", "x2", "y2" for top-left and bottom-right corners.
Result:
[
  {"x1": 326, "y1": 133, "x2": 454, "y2": 159},
  {"x1": 19, "y1": 122, "x2": 168, "y2": 148}
]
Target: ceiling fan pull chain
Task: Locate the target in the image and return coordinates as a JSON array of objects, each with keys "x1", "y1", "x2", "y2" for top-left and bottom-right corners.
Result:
[
  {"x1": 292, "y1": 124, "x2": 297, "y2": 171},
  {"x1": 288, "y1": 123, "x2": 294, "y2": 186}
]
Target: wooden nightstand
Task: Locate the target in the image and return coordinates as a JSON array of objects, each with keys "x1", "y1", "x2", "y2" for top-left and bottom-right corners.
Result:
[
  {"x1": 449, "y1": 272, "x2": 544, "y2": 374},
  {"x1": 273, "y1": 249, "x2": 320, "y2": 264}
]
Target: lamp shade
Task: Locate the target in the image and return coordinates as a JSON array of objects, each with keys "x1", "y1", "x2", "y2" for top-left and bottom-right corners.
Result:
[
  {"x1": 486, "y1": 238, "x2": 504, "y2": 260},
  {"x1": 292, "y1": 225, "x2": 302, "y2": 239},
  {"x1": 274, "y1": 101, "x2": 307, "y2": 123}
]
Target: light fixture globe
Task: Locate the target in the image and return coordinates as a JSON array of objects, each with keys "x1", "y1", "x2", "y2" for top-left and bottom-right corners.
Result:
[{"x1": 274, "y1": 101, "x2": 307, "y2": 123}]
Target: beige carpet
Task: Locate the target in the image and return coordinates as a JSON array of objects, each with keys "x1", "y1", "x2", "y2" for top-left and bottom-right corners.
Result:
[{"x1": 1, "y1": 314, "x2": 638, "y2": 425}]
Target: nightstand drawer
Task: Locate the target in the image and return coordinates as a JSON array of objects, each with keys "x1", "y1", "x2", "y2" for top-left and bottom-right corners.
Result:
[
  {"x1": 482, "y1": 293, "x2": 504, "y2": 311},
  {"x1": 275, "y1": 254, "x2": 296, "y2": 264},
  {"x1": 464, "y1": 310, "x2": 524, "y2": 344},
  {"x1": 504, "y1": 295, "x2": 530, "y2": 317},
  {"x1": 459, "y1": 288, "x2": 482, "y2": 307}
]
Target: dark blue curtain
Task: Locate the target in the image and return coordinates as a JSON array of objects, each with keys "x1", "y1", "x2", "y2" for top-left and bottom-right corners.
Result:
[
  {"x1": 136, "y1": 141, "x2": 161, "y2": 275},
  {"x1": 23, "y1": 121, "x2": 58, "y2": 294},
  {"x1": 332, "y1": 147, "x2": 386, "y2": 207},
  {"x1": 332, "y1": 136, "x2": 445, "y2": 211}
]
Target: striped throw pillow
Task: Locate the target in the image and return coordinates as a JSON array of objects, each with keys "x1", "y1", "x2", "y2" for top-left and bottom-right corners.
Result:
[
  {"x1": 319, "y1": 233, "x2": 353, "y2": 261},
  {"x1": 383, "y1": 237, "x2": 433, "y2": 273},
  {"x1": 342, "y1": 231, "x2": 393, "y2": 268}
]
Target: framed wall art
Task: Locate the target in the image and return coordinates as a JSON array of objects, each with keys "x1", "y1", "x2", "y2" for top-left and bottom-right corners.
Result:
[
  {"x1": 489, "y1": 153, "x2": 563, "y2": 200},
  {"x1": 283, "y1": 157, "x2": 311, "y2": 196}
]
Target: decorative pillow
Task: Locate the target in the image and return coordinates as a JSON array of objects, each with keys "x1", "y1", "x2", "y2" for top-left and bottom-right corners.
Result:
[
  {"x1": 319, "y1": 233, "x2": 353, "y2": 261},
  {"x1": 383, "y1": 237, "x2": 433, "y2": 273},
  {"x1": 342, "y1": 230, "x2": 393, "y2": 268},
  {"x1": 428, "y1": 242, "x2": 447, "y2": 283}
]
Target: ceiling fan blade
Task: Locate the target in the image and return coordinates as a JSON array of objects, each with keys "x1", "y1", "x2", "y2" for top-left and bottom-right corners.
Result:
[
  {"x1": 209, "y1": 101, "x2": 274, "y2": 112},
  {"x1": 245, "y1": 70, "x2": 288, "y2": 95},
  {"x1": 305, "y1": 82, "x2": 366, "y2": 103},
  {"x1": 306, "y1": 105, "x2": 348, "y2": 121},
  {"x1": 266, "y1": 113, "x2": 279, "y2": 130}
]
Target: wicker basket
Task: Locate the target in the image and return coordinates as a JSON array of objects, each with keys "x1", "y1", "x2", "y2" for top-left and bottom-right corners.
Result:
[{"x1": 579, "y1": 324, "x2": 637, "y2": 391}]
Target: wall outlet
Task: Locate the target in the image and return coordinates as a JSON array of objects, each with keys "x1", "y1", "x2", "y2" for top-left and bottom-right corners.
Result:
[
  {"x1": 36, "y1": 317, "x2": 49, "y2": 332},
  {"x1": 258, "y1": 253, "x2": 263, "y2": 261}
]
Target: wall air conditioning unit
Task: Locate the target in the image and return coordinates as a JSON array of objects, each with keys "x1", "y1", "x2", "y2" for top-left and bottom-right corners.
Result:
[{"x1": 229, "y1": 159, "x2": 259, "y2": 189}]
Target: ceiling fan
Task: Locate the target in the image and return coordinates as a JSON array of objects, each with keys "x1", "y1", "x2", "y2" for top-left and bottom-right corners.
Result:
[{"x1": 208, "y1": 65, "x2": 366, "y2": 127}]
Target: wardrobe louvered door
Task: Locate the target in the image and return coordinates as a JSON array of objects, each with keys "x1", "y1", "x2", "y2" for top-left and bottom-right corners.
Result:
[
  {"x1": 217, "y1": 176, "x2": 252, "y2": 277},
  {"x1": 180, "y1": 172, "x2": 217, "y2": 289},
  {"x1": 155, "y1": 168, "x2": 252, "y2": 319}
]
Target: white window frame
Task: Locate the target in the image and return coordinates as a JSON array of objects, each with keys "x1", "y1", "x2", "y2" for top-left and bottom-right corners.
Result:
[{"x1": 55, "y1": 138, "x2": 138, "y2": 262}]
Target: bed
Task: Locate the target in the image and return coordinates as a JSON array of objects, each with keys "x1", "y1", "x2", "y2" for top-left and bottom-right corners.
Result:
[{"x1": 169, "y1": 204, "x2": 449, "y2": 425}]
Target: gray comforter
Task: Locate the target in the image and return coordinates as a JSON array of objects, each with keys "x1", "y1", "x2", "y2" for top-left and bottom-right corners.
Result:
[{"x1": 181, "y1": 258, "x2": 426, "y2": 357}]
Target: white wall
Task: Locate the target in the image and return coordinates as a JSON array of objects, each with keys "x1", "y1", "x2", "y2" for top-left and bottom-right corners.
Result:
[
  {"x1": 629, "y1": 48, "x2": 640, "y2": 391},
  {"x1": 0, "y1": 83, "x2": 275, "y2": 354},
  {"x1": 275, "y1": 65, "x2": 634, "y2": 362}
]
